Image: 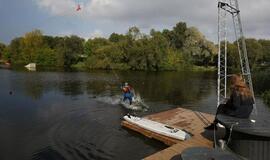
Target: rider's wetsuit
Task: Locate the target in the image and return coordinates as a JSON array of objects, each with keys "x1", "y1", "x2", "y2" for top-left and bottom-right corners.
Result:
[{"x1": 122, "y1": 85, "x2": 133, "y2": 105}]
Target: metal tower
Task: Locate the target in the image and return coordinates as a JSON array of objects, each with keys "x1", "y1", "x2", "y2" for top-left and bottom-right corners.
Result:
[{"x1": 217, "y1": 0, "x2": 256, "y2": 111}]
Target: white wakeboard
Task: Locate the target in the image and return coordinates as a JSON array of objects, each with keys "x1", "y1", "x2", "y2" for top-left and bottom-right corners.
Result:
[{"x1": 123, "y1": 115, "x2": 190, "y2": 140}]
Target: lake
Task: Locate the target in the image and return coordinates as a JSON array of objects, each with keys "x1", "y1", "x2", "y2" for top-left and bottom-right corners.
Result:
[{"x1": 0, "y1": 69, "x2": 269, "y2": 160}]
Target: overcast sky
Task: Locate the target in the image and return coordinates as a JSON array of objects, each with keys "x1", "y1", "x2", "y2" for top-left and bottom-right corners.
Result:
[{"x1": 0, "y1": 0, "x2": 269, "y2": 44}]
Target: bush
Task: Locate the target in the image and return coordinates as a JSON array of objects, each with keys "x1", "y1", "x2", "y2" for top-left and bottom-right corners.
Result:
[
  {"x1": 35, "y1": 48, "x2": 56, "y2": 66},
  {"x1": 71, "y1": 62, "x2": 86, "y2": 71},
  {"x1": 262, "y1": 91, "x2": 270, "y2": 106},
  {"x1": 253, "y1": 69, "x2": 270, "y2": 93}
]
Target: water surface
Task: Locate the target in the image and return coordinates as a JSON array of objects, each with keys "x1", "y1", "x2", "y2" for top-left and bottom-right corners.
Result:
[{"x1": 0, "y1": 69, "x2": 268, "y2": 160}]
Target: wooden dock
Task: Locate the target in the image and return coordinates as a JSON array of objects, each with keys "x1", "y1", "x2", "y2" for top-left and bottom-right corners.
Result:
[{"x1": 121, "y1": 107, "x2": 215, "y2": 160}]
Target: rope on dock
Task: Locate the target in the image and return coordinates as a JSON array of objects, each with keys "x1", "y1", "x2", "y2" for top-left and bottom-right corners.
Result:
[{"x1": 193, "y1": 111, "x2": 211, "y2": 126}]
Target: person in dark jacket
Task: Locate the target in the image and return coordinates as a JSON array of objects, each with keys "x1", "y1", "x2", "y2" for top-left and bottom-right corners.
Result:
[{"x1": 205, "y1": 74, "x2": 254, "y2": 130}]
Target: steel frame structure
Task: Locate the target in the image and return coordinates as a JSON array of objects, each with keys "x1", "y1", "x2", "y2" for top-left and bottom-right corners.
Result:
[{"x1": 217, "y1": 0, "x2": 256, "y2": 111}]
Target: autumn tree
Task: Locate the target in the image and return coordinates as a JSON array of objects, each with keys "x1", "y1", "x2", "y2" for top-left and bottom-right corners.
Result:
[{"x1": 20, "y1": 30, "x2": 44, "y2": 63}]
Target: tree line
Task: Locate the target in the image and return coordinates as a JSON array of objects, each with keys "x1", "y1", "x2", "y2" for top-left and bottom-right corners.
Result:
[
  {"x1": 1, "y1": 22, "x2": 269, "y2": 71},
  {"x1": 0, "y1": 30, "x2": 84, "y2": 67},
  {"x1": 0, "y1": 22, "x2": 217, "y2": 71},
  {"x1": 226, "y1": 39, "x2": 270, "y2": 71}
]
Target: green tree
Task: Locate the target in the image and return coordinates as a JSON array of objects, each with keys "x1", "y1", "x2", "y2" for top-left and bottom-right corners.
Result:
[
  {"x1": 162, "y1": 29, "x2": 173, "y2": 42},
  {"x1": 161, "y1": 49, "x2": 184, "y2": 70},
  {"x1": 258, "y1": 39, "x2": 270, "y2": 66},
  {"x1": 0, "y1": 43, "x2": 6, "y2": 60},
  {"x1": 109, "y1": 33, "x2": 126, "y2": 43},
  {"x1": 227, "y1": 42, "x2": 240, "y2": 71},
  {"x1": 43, "y1": 35, "x2": 60, "y2": 49},
  {"x1": 35, "y1": 47, "x2": 56, "y2": 66},
  {"x1": 183, "y1": 27, "x2": 217, "y2": 66},
  {"x1": 246, "y1": 39, "x2": 263, "y2": 69},
  {"x1": 147, "y1": 32, "x2": 170, "y2": 70},
  {"x1": 84, "y1": 38, "x2": 110, "y2": 57},
  {"x1": 171, "y1": 22, "x2": 187, "y2": 49},
  {"x1": 55, "y1": 35, "x2": 84, "y2": 67},
  {"x1": 85, "y1": 43, "x2": 129, "y2": 70},
  {"x1": 20, "y1": 30, "x2": 44, "y2": 64},
  {"x1": 127, "y1": 26, "x2": 142, "y2": 40},
  {"x1": 8, "y1": 37, "x2": 24, "y2": 64}
]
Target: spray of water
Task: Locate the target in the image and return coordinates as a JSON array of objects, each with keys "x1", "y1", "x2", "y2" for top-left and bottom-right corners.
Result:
[
  {"x1": 95, "y1": 95, "x2": 122, "y2": 105},
  {"x1": 93, "y1": 93, "x2": 149, "y2": 111}
]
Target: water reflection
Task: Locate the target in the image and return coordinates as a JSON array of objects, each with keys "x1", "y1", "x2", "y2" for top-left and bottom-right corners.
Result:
[
  {"x1": 22, "y1": 76, "x2": 44, "y2": 99},
  {"x1": 115, "y1": 71, "x2": 216, "y2": 106},
  {"x1": 58, "y1": 80, "x2": 84, "y2": 96},
  {"x1": 7, "y1": 70, "x2": 216, "y2": 105},
  {"x1": 86, "y1": 80, "x2": 116, "y2": 96}
]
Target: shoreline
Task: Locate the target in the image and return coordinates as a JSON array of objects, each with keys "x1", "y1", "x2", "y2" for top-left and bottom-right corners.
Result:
[{"x1": 3, "y1": 64, "x2": 217, "y2": 72}]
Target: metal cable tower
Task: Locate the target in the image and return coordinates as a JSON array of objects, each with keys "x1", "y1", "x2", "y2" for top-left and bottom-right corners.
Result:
[{"x1": 217, "y1": 0, "x2": 256, "y2": 113}]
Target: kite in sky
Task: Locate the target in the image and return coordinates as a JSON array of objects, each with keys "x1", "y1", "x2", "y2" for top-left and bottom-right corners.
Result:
[{"x1": 76, "y1": 4, "x2": 82, "y2": 11}]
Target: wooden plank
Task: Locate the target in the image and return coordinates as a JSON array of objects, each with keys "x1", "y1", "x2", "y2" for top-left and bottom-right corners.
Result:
[
  {"x1": 145, "y1": 139, "x2": 211, "y2": 160},
  {"x1": 121, "y1": 107, "x2": 215, "y2": 160}
]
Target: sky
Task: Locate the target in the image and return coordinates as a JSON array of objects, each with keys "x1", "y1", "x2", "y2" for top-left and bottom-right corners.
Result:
[{"x1": 0, "y1": 0, "x2": 270, "y2": 44}]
